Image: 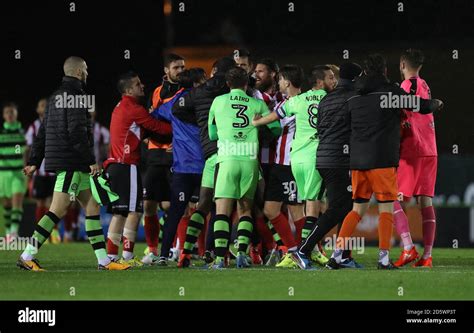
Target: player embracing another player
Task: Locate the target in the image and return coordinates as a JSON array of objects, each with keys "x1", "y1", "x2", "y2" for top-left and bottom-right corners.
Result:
[
  {"x1": 253, "y1": 65, "x2": 337, "y2": 266},
  {"x1": 260, "y1": 65, "x2": 306, "y2": 268},
  {"x1": 104, "y1": 71, "x2": 172, "y2": 267}
]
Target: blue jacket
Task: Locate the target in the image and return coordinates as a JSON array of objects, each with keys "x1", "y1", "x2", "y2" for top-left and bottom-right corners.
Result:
[{"x1": 151, "y1": 89, "x2": 204, "y2": 174}]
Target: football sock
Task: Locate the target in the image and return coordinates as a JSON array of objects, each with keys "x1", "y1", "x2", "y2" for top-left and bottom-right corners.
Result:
[
  {"x1": 144, "y1": 215, "x2": 159, "y2": 255},
  {"x1": 301, "y1": 216, "x2": 317, "y2": 242},
  {"x1": 122, "y1": 227, "x2": 137, "y2": 260},
  {"x1": 21, "y1": 211, "x2": 60, "y2": 260},
  {"x1": 293, "y1": 217, "x2": 305, "y2": 243},
  {"x1": 214, "y1": 215, "x2": 230, "y2": 263},
  {"x1": 184, "y1": 210, "x2": 206, "y2": 254},
  {"x1": 393, "y1": 201, "x2": 413, "y2": 250},
  {"x1": 421, "y1": 206, "x2": 436, "y2": 259},
  {"x1": 270, "y1": 213, "x2": 297, "y2": 250},
  {"x1": 237, "y1": 216, "x2": 253, "y2": 254},
  {"x1": 107, "y1": 231, "x2": 121, "y2": 259},
  {"x1": 85, "y1": 215, "x2": 109, "y2": 265}
]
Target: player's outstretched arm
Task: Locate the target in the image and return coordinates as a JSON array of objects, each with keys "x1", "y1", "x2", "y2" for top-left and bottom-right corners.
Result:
[
  {"x1": 265, "y1": 115, "x2": 282, "y2": 137},
  {"x1": 393, "y1": 85, "x2": 444, "y2": 114},
  {"x1": 252, "y1": 111, "x2": 279, "y2": 127},
  {"x1": 136, "y1": 104, "x2": 172, "y2": 135}
]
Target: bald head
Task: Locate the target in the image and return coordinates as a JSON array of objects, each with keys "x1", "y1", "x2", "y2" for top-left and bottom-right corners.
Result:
[{"x1": 63, "y1": 56, "x2": 88, "y2": 83}]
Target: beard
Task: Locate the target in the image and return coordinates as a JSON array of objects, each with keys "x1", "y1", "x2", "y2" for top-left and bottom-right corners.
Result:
[
  {"x1": 256, "y1": 77, "x2": 273, "y2": 92},
  {"x1": 323, "y1": 82, "x2": 333, "y2": 92},
  {"x1": 168, "y1": 73, "x2": 180, "y2": 83}
]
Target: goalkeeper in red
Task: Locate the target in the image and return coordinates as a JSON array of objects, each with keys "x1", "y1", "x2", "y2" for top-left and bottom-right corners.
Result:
[
  {"x1": 393, "y1": 49, "x2": 438, "y2": 268},
  {"x1": 208, "y1": 67, "x2": 281, "y2": 269}
]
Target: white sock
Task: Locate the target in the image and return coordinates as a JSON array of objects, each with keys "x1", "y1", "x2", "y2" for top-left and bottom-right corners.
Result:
[
  {"x1": 99, "y1": 257, "x2": 111, "y2": 266},
  {"x1": 21, "y1": 252, "x2": 34, "y2": 261},
  {"x1": 21, "y1": 243, "x2": 38, "y2": 261},
  {"x1": 379, "y1": 250, "x2": 389, "y2": 265},
  {"x1": 331, "y1": 249, "x2": 343, "y2": 263},
  {"x1": 122, "y1": 250, "x2": 134, "y2": 260},
  {"x1": 108, "y1": 254, "x2": 119, "y2": 261}
]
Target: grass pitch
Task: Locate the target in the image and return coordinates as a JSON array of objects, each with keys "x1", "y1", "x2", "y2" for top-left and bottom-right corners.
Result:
[{"x1": 0, "y1": 243, "x2": 473, "y2": 300}]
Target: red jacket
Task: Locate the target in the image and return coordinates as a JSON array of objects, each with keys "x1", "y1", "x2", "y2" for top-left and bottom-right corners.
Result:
[{"x1": 103, "y1": 95, "x2": 172, "y2": 168}]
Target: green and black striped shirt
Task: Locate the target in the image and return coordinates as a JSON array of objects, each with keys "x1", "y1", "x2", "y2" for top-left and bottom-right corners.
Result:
[{"x1": 0, "y1": 121, "x2": 26, "y2": 172}]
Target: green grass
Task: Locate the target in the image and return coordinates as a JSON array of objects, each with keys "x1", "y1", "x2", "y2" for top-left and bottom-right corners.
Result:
[{"x1": 0, "y1": 243, "x2": 473, "y2": 300}]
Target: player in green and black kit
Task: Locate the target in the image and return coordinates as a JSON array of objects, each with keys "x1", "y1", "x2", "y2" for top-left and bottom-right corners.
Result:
[
  {"x1": 208, "y1": 67, "x2": 281, "y2": 269},
  {"x1": 18, "y1": 56, "x2": 129, "y2": 271},
  {"x1": 253, "y1": 65, "x2": 336, "y2": 265},
  {"x1": 0, "y1": 102, "x2": 27, "y2": 242}
]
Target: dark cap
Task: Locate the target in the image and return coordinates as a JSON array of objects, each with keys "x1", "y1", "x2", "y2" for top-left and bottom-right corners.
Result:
[{"x1": 339, "y1": 62, "x2": 363, "y2": 80}]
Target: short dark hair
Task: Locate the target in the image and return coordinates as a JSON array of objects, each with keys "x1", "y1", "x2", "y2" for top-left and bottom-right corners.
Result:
[
  {"x1": 257, "y1": 58, "x2": 279, "y2": 73},
  {"x1": 279, "y1": 65, "x2": 305, "y2": 88},
  {"x1": 401, "y1": 49, "x2": 425, "y2": 68},
  {"x1": 233, "y1": 48, "x2": 251, "y2": 59},
  {"x1": 212, "y1": 57, "x2": 236, "y2": 74},
  {"x1": 364, "y1": 54, "x2": 387, "y2": 75},
  {"x1": 310, "y1": 65, "x2": 331, "y2": 86},
  {"x1": 2, "y1": 101, "x2": 18, "y2": 111},
  {"x1": 225, "y1": 67, "x2": 249, "y2": 89},
  {"x1": 178, "y1": 68, "x2": 206, "y2": 88},
  {"x1": 117, "y1": 71, "x2": 139, "y2": 94},
  {"x1": 164, "y1": 53, "x2": 184, "y2": 67}
]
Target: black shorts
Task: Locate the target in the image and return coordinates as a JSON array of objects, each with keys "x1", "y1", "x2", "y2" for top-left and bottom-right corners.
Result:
[
  {"x1": 264, "y1": 164, "x2": 301, "y2": 205},
  {"x1": 32, "y1": 175, "x2": 56, "y2": 199},
  {"x1": 105, "y1": 163, "x2": 143, "y2": 215},
  {"x1": 260, "y1": 163, "x2": 272, "y2": 184},
  {"x1": 143, "y1": 165, "x2": 172, "y2": 202}
]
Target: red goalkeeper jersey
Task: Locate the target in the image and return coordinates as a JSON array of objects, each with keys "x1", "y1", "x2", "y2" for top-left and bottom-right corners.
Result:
[{"x1": 400, "y1": 76, "x2": 437, "y2": 158}]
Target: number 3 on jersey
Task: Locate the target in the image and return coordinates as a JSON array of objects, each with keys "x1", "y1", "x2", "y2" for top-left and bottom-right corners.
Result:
[
  {"x1": 307, "y1": 103, "x2": 318, "y2": 129},
  {"x1": 232, "y1": 104, "x2": 249, "y2": 128}
]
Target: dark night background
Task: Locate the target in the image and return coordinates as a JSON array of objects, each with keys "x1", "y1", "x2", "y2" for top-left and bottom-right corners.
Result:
[{"x1": 0, "y1": 0, "x2": 473, "y2": 154}]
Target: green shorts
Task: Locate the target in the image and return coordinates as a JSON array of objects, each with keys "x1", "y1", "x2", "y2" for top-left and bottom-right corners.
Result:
[
  {"x1": 214, "y1": 160, "x2": 259, "y2": 200},
  {"x1": 0, "y1": 170, "x2": 27, "y2": 198},
  {"x1": 54, "y1": 171, "x2": 91, "y2": 196},
  {"x1": 201, "y1": 153, "x2": 217, "y2": 189},
  {"x1": 291, "y1": 162, "x2": 322, "y2": 201}
]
